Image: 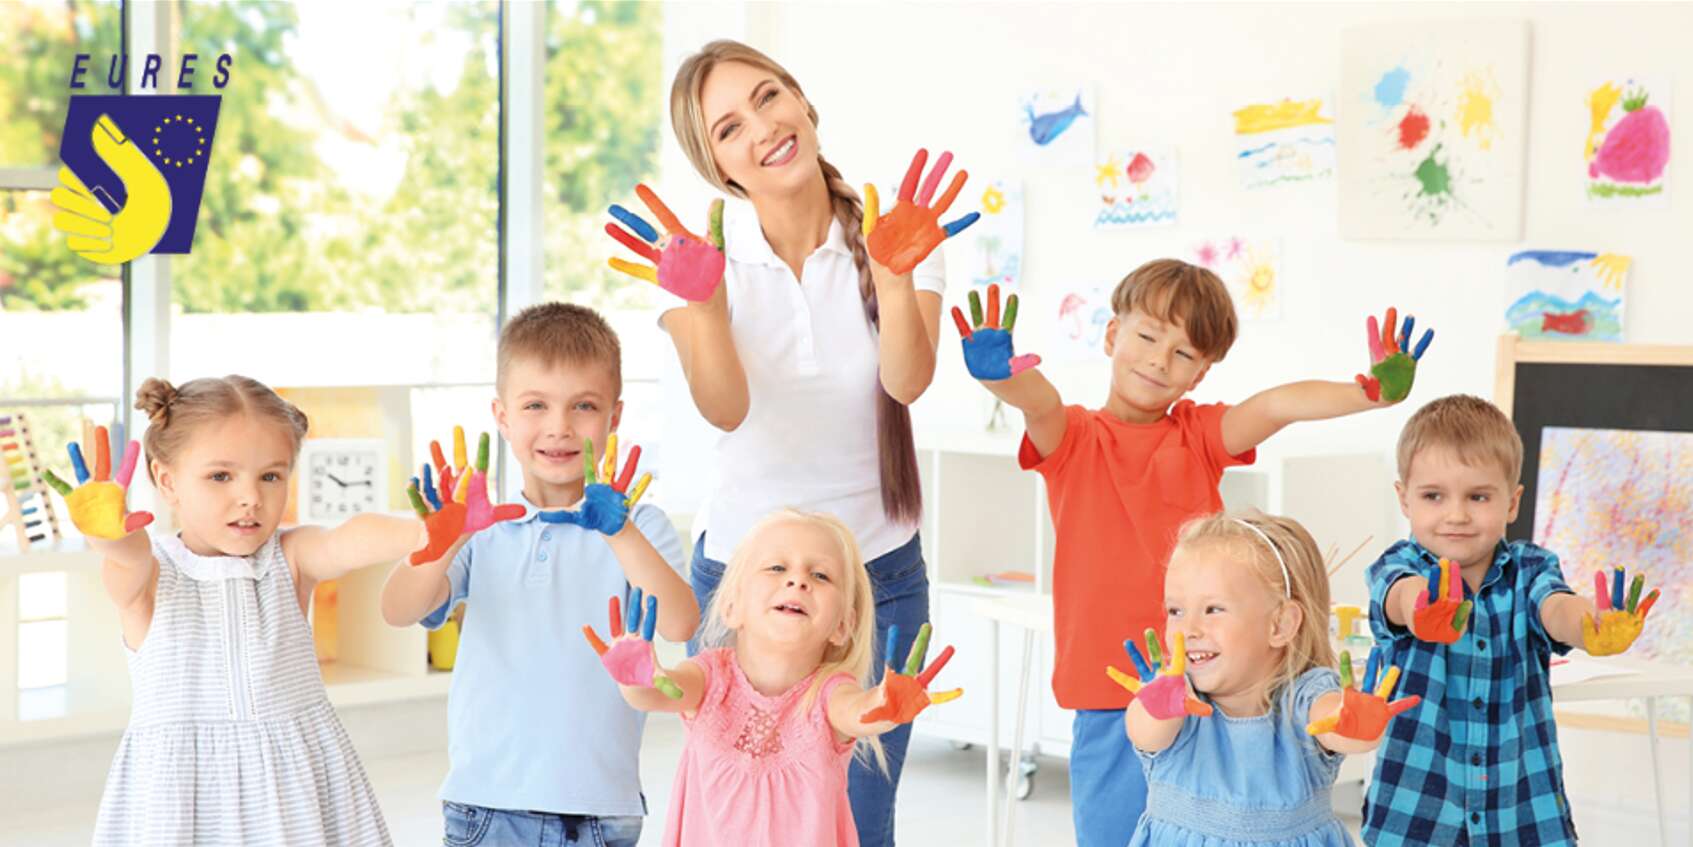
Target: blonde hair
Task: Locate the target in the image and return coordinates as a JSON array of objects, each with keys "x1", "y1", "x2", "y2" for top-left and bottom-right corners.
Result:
[
  {"x1": 670, "y1": 40, "x2": 921, "y2": 524},
  {"x1": 1170, "y1": 510, "x2": 1334, "y2": 711},
  {"x1": 698, "y1": 508, "x2": 887, "y2": 772},
  {"x1": 497, "y1": 302, "x2": 622, "y2": 396},
  {"x1": 1110, "y1": 258, "x2": 1239, "y2": 362},
  {"x1": 134, "y1": 375, "x2": 310, "y2": 483},
  {"x1": 1396, "y1": 394, "x2": 1523, "y2": 483}
]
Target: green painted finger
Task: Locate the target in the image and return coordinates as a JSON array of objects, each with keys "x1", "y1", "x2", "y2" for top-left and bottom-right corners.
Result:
[
  {"x1": 1451, "y1": 600, "x2": 1474, "y2": 633},
  {"x1": 968, "y1": 289, "x2": 983, "y2": 327},
  {"x1": 655, "y1": 675, "x2": 684, "y2": 700},
  {"x1": 708, "y1": 198, "x2": 725, "y2": 250},
  {"x1": 1003, "y1": 294, "x2": 1020, "y2": 332},
  {"x1": 42, "y1": 469, "x2": 74, "y2": 496},
  {"x1": 584, "y1": 438, "x2": 598, "y2": 485},
  {"x1": 476, "y1": 432, "x2": 490, "y2": 472},
  {"x1": 904, "y1": 622, "x2": 933, "y2": 675},
  {"x1": 1339, "y1": 650, "x2": 1354, "y2": 689},
  {"x1": 1145, "y1": 628, "x2": 1164, "y2": 669},
  {"x1": 1627, "y1": 574, "x2": 1645, "y2": 613},
  {"x1": 406, "y1": 486, "x2": 429, "y2": 517}
]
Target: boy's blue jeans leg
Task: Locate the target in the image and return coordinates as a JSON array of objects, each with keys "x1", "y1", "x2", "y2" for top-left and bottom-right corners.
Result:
[
  {"x1": 442, "y1": 803, "x2": 641, "y2": 847},
  {"x1": 1069, "y1": 708, "x2": 1147, "y2": 847}
]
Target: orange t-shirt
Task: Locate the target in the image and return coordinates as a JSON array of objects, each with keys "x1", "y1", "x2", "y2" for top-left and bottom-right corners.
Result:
[{"x1": 1019, "y1": 401, "x2": 1255, "y2": 710}]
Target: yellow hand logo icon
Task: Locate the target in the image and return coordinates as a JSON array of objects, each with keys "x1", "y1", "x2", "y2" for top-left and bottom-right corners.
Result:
[{"x1": 50, "y1": 114, "x2": 172, "y2": 266}]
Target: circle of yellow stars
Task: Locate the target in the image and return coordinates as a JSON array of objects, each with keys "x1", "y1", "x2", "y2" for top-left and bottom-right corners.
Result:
[{"x1": 151, "y1": 114, "x2": 206, "y2": 168}]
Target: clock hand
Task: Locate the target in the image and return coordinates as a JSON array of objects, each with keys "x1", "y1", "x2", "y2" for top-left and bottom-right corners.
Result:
[{"x1": 326, "y1": 473, "x2": 348, "y2": 487}]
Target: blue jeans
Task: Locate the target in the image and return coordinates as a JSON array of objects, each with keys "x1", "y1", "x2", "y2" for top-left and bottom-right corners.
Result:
[
  {"x1": 1069, "y1": 709, "x2": 1148, "y2": 847},
  {"x1": 689, "y1": 531, "x2": 930, "y2": 847},
  {"x1": 442, "y1": 802, "x2": 641, "y2": 847}
]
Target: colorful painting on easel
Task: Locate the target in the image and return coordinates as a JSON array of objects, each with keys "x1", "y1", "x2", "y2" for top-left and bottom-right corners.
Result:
[
  {"x1": 1053, "y1": 282, "x2": 1114, "y2": 362},
  {"x1": 1233, "y1": 98, "x2": 1335, "y2": 188},
  {"x1": 1094, "y1": 149, "x2": 1177, "y2": 229},
  {"x1": 1018, "y1": 86, "x2": 1095, "y2": 167},
  {"x1": 1504, "y1": 250, "x2": 1628, "y2": 342},
  {"x1": 1585, "y1": 77, "x2": 1671, "y2": 204},
  {"x1": 1338, "y1": 20, "x2": 1528, "y2": 240},
  {"x1": 965, "y1": 180, "x2": 1024, "y2": 289},
  {"x1": 1190, "y1": 236, "x2": 1283, "y2": 320},
  {"x1": 1536, "y1": 427, "x2": 1693, "y2": 693}
]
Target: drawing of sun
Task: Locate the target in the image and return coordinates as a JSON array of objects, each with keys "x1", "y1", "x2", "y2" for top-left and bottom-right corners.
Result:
[
  {"x1": 1240, "y1": 246, "x2": 1278, "y2": 316},
  {"x1": 980, "y1": 185, "x2": 1006, "y2": 215}
]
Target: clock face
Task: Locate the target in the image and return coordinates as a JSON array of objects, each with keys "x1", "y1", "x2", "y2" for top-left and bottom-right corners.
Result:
[{"x1": 305, "y1": 446, "x2": 384, "y2": 520}]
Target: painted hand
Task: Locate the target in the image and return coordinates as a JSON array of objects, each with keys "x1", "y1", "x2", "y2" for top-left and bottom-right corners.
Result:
[
  {"x1": 605, "y1": 186, "x2": 725, "y2": 302},
  {"x1": 863, "y1": 149, "x2": 981, "y2": 275},
  {"x1": 1582, "y1": 566, "x2": 1660, "y2": 656},
  {"x1": 1306, "y1": 648, "x2": 1421, "y2": 740},
  {"x1": 1411, "y1": 558, "x2": 1474, "y2": 644},
  {"x1": 954, "y1": 283, "x2": 1041, "y2": 381},
  {"x1": 860, "y1": 623, "x2": 963, "y2": 724},
  {"x1": 536, "y1": 435, "x2": 652, "y2": 535},
  {"x1": 1106, "y1": 628, "x2": 1213, "y2": 720},
  {"x1": 42, "y1": 426, "x2": 153, "y2": 540},
  {"x1": 406, "y1": 427, "x2": 524, "y2": 565},
  {"x1": 1355, "y1": 307, "x2": 1433, "y2": 404},
  {"x1": 51, "y1": 114, "x2": 171, "y2": 266},
  {"x1": 582, "y1": 589, "x2": 683, "y2": 699}
]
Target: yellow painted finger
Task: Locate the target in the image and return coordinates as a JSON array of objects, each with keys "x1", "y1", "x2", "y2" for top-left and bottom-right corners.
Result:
[
  {"x1": 453, "y1": 426, "x2": 468, "y2": 470},
  {"x1": 625, "y1": 472, "x2": 652, "y2": 508},
  {"x1": 862, "y1": 184, "x2": 879, "y2": 237},
  {"x1": 1438, "y1": 559, "x2": 1451, "y2": 601},
  {"x1": 1168, "y1": 630, "x2": 1187, "y2": 676},
  {"x1": 1105, "y1": 665, "x2": 1143, "y2": 694},
  {"x1": 453, "y1": 467, "x2": 472, "y2": 503},
  {"x1": 603, "y1": 434, "x2": 618, "y2": 482},
  {"x1": 1375, "y1": 666, "x2": 1401, "y2": 700},
  {"x1": 608, "y1": 257, "x2": 659, "y2": 284},
  {"x1": 1306, "y1": 715, "x2": 1341, "y2": 736},
  {"x1": 929, "y1": 688, "x2": 963, "y2": 705}
]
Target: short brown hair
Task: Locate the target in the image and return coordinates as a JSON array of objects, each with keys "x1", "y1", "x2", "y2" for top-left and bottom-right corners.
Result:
[
  {"x1": 1110, "y1": 259, "x2": 1238, "y2": 361},
  {"x1": 1396, "y1": 394, "x2": 1523, "y2": 483},
  {"x1": 497, "y1": 302, "x2": 622, "y2": 395},
  {"x1": 135, "y1": 375, "x2": 310, "y2": 483}
]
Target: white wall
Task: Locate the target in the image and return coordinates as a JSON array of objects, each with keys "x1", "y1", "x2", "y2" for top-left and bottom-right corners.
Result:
[{"x1": 653, "y1": 2, "x2": 1692, "y2": 842}]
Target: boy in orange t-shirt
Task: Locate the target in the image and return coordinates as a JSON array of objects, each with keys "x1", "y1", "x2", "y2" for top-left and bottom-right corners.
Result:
[{"x1": 954, "y1": 259, "x2": 1421, "y2": 847}]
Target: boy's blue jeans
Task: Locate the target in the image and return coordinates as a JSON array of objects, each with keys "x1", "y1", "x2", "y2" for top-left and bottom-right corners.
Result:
[
  {"x1": 443, "y1": 802, "x2": 640, "y2": 847},
  {"x1": 688, "y1": 531, "x2": 930, "y2": 847},
  {"x1": 1070, "y1": 708, "x2": 1148, "y2": 846}
]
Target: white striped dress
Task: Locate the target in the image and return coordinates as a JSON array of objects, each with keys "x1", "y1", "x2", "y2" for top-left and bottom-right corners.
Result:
[{"x1": 93, "y1": 532, "x2": 392, "y2": 846}]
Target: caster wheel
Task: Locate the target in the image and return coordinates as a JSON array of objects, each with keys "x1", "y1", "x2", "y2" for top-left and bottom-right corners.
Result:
[
  {"x1": 1015, "y1": 756, "x2": 1038, "y2": 800},
  {"x1": 950, "y1": 740, "x2": 975, "y2": 752}
]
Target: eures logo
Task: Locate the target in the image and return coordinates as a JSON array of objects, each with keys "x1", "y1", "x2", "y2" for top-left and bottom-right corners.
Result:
[{"x1": 52, "y1": 52, "x2": 232, "y2": 265}]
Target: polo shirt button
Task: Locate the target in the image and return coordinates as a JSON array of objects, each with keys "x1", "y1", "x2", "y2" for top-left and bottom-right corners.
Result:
[
  {"x1": 538, "y1": 552, "x2": 548, "y2": 562},
  {"x1": 541, "y1": 532, "x2": 551, "y2": 542},
  {"x1": 1473, "y1": 697, "x2": 1484, "y2": 710},
  {"x1": 1477, "y1": 638, "x2": 1487, "y2": 650},
  {"x1": 1471, "y1": 753, "x2": 1482, "y2": 765},
  {"x1": 1471, "y1": 812, "x2": 1481, "y2": 824}
]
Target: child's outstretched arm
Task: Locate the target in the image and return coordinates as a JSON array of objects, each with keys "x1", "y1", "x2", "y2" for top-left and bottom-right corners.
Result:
[
  {"x1": 583, "y1": 592, "x2": 705, "y2": 713},
  {"x1": 1542, "y1": 566, "x2": 1659, "y2": 655},
  {"x1": 1112, "y1": 629, "x2": 1212, "y2": 752},
  {"x1": 43, "y1": 429, "x2": 157, "y2": 609},
  {"x1": 828, "y1": 623, "x2": 963, "y2": 738},
  {"x1": 953, "y1": 284, "x2": 1065, "y2": 455},
  {"x1": 1306, "y1": 649, "x2": 1421, "y2": 755},
  {"x1": 537, "y1": 437, "x2": 699, "y2": 642},
  {"x1": 1220, "y1": 307, "x2": 1435, "y2": 456}
]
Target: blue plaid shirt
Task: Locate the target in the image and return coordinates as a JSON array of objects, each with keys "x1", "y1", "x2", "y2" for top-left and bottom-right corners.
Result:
[{"x1": 1363, "y1": 538, "x2": 1577, "y2": 847}]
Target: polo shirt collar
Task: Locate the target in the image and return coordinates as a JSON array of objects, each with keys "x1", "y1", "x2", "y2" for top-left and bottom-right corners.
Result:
[{"x1": 722, "y1": 196, "x2": 853, "y2": 269}]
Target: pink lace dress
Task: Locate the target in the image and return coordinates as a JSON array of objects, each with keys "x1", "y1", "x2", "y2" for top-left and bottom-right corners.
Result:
[{"x1": 663, "y1": 647, "x2": 860, "y2": 847}]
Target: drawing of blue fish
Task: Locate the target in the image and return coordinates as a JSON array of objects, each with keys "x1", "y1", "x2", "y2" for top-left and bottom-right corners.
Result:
[{"x1": 1026, "y1": 94, "x2": 1087, "y2": 146}]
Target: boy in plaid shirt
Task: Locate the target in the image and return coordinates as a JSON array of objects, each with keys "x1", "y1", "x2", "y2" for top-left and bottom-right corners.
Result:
[{"x1": 1364, "y1": 395, "x2": 1661, "y2": 846}]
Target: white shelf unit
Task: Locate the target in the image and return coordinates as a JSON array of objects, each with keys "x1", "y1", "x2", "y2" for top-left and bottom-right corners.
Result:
[{"x1": 0, "y1": 538, "x2": 448, "y2": 749}]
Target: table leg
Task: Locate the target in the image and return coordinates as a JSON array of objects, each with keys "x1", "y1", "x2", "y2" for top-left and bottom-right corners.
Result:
[
  {"x1": 1004, "y1": 628, "x2": 1035, "y2": 845},
  {"x1": 987, "y1": 619, "x2": 1000, "y2": 847},
  {"x1": 1647, "y1": 698, "x2": 1668, "y2": 846}
]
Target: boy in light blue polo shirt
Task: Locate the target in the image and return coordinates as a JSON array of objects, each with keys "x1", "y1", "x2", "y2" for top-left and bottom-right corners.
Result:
[{"x1": 381, "y1": 302, "x2": 698, "y2": 847}]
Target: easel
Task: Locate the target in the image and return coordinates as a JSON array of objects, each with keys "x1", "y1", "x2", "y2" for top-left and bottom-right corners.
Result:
[{"x1": 1, "y1": 413, "x2": 64, "y2": 550}]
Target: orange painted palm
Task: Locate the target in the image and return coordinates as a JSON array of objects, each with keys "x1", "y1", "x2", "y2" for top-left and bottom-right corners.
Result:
[{"x1": 863, "y1": 149, "x2": 981, "y2": 275}]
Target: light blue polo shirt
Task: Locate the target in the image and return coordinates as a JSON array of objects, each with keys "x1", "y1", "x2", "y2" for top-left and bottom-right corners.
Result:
[{"x1": 421, "y1": 496, "x2": 685, "y2": 816}]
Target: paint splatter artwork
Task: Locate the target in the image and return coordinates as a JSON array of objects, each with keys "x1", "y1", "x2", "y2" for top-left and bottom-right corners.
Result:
[
  {"x1": 966, "y1": 180, "x2": 1025, "y2": 289},
  {"x1": 1536, "y1": 427, "x2": 1693, "y2": 717},
  {"x1": 1233, "y1": 98, "x2": 1336, "y2": 188},
  {"x1": 1504, "y1": 250, "x2": 1629, "y2": 342},
  {"x1": 1338, "y1": 21, "x2": 1528, "y2": 240},
  {"x1": 1094, "y1": 149, "x2": 1177, "y2": 229},
  {"x1": 1018, "y1": 87, "x2": 1096, "y2": 168},
  {"x1": 1190, "y1": 236, "x2": 1282, "y2": 320},
  {"x1": 1585, "y1": 77, "x2": 1672, "y2": 205}
]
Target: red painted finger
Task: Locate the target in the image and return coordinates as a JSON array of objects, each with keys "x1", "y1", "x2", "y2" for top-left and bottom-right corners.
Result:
[
  {"x1": 916, "y1": 645, "x2": 955, "y2": 687},
  {"x1": 1594, "y1": 569, "x2": 1611, "y2": 611},
  {"x1": 124, "y1": 512, "x2": 154, "y2": 533},
  {"x1": 951, "y1": 306, "x2": 973, "y2": 339},
  {"x1": 1184, "y1": 697, "x2": 1214, "y2": 717},
  {"x1": 898, "y1": 149, "x2": 928, "y2": 203},
  {"x1": 986, "y1": 284, "x2": 1001, "y2": 328},
  {"x1": 94, "y1": 426, "x2": 111, "y2": 481},
  {"x1": 615, "y1": 446, "x2": 642, "y2": 493},
  {"x1": 1382, "y1": 308, "x2": 1398, "y2": 354},
  {"x1": 1356, "y1": 374, "x2": 1381, "y2": 402},
  {"x1": 915, "y1": 151, "x2": 953, "y2": 207},
  {"x1": 582, "y1": 625, "x2": 610, "y2": 656},
  {"x1": 1387, "y1": 695, "x2": 1422, "y2": 716},
  {"x1": 1637, "y1": 589, "x2": 1660, "y2": 620},
  {"x1": 605, "y1": 222, "x2": 660, "y2": 263},
  {"x1": 491, "y1": 504, "x2": 526, "y2": 523},
  {"x1": 609, "y1": 595, "x2": 625, "y2": 639}
]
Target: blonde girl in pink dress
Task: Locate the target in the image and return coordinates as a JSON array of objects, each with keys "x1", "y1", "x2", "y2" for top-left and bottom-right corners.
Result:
[{"x1": 584, "y1": 509, "x2": 962, "y2": 847}]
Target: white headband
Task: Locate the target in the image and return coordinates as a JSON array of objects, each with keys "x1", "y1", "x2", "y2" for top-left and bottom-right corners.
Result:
[{"x1": 1234, "y1": 519, "x2": 1292, "y2": 599}]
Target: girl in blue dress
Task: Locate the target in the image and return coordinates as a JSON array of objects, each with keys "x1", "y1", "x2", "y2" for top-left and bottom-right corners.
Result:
[{"x1": 1111, "y1": 512, "x2": 1422, "y2": 847}]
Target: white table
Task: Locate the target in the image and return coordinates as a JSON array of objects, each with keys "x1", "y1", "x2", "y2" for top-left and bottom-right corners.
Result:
[{"x1": 973, "y1": 592, "x2": 1693, "y2": 847}]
